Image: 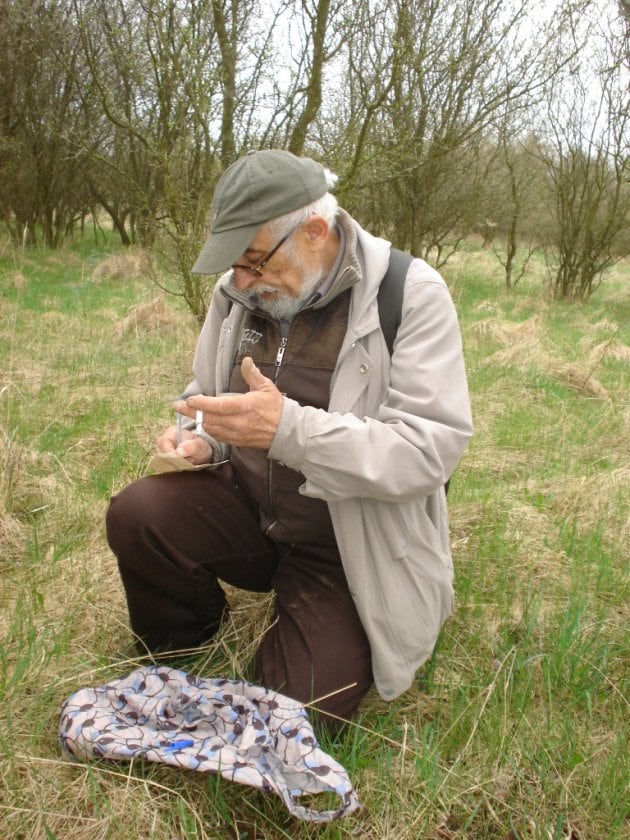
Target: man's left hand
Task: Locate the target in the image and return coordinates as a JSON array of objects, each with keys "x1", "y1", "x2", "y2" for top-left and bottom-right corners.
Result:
[{"x1": 174, "y1": 357, "x2": 284, "y2": 449}]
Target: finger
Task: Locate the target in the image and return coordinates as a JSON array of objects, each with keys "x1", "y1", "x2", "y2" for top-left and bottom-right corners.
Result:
[
  {"x1": 176, "y1": 436, "x2": 213, "y2": 464},
  {"x1": 173, "y1": 399, "x2": 196, "y2": 418},
  {"x1": 241, "y1": 356, "x2": 268, "y2": 390},
  {"x1": 175, "y1": 437, "x2": 198, "y2": 457},
  {"x1": 157, "y1": 426, "x2": 178, "y2": 453},
  {"x1": 182, "y1": 394, "x2": 242, "y2": 417},
  {"x1": 241, "y1": 355, "x2": 256, "y2": 380}
]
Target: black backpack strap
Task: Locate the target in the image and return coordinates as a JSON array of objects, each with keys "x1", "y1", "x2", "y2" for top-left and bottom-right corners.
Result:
[{"x1": 377, "y1": 247, "x2": 413, "y2": 356}]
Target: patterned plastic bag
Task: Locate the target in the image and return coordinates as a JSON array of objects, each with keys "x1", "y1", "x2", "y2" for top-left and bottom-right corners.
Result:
[{"x1": 59, "y1": 666, "x2": 361, "y2": 823}]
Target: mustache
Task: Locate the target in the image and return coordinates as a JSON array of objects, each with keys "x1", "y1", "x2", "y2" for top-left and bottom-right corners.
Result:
[
  {"x1": 228, "y1": 276, "x2": 278, "y2": 296},
  {"x1": 251, "y1": 284, "x2": 278, "y2": 295}
]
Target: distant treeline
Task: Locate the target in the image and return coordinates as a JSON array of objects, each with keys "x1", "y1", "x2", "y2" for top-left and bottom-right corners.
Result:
[{"x1": 1, "y1": 0, "x2": 628, "y2": 308}]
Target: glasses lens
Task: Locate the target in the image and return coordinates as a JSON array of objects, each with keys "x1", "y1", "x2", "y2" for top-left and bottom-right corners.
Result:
[{"x1": 231, "y1": 225, "x2": 298, "y2": 278}]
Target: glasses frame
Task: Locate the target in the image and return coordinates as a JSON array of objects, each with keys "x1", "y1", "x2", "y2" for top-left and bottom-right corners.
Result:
[{"x1": 231, "y1": 224, "x2": 300, "y2": 278}]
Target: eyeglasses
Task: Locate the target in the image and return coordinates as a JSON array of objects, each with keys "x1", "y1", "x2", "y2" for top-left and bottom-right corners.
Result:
[{"x1": 231, "y1": 225, "x2": 300, "y2": 278}]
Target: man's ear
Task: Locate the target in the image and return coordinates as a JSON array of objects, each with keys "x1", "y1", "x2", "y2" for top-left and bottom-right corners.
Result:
[{"x1": 302, "y1": 215, "x2": 330, "y2": 251}]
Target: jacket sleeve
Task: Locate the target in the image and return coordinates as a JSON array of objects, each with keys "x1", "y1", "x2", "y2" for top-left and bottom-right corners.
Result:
[
  {"x1": 177, "y1": 275, "x2": 234, "y2": 464},
  {"x1": 179, "y1": 274, "x2": 233, "y2": 399},
  {"x1": 268, "y1": 271, "x2": 473, "y2": 502}
]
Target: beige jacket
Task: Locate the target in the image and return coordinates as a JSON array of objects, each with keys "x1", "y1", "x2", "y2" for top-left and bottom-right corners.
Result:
[{"x1": 186, "y1": 213, "x2": 473, "y2": 700}]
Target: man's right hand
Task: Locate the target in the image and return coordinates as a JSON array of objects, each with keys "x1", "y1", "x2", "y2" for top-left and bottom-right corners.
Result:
[{"x1": 156, "y1": 425, "x2": 213, "y2": 465}]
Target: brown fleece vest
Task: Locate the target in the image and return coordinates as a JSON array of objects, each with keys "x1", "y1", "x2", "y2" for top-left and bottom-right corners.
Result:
[{"x1": 227, "y1": 289, "x2": 351, "y2": 544}]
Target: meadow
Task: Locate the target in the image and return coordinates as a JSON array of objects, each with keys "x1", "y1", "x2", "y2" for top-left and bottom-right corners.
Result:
[{"x1": 0, "y1": 234, "x2": 628, "y2": 839}]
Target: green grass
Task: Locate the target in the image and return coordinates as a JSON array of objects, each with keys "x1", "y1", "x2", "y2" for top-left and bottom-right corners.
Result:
[{"x1": 1, "y1": 238, "x2": 628, "y2": 838}]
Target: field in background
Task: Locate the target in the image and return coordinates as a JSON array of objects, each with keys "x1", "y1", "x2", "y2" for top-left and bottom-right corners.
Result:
[{"x1": 0, "y1": 238, "x2": 628, "y2": 839}]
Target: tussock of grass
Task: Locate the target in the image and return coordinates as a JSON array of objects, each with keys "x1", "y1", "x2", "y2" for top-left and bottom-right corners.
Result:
[
  {"x1": 115, "y1": 295, "x2": 176, "y2": 338},
  {"x1": 473, "y1": 300, "x2": 502, "y2": 315},
  {"x1": 547, "y1": 362, "x2": 609, "y2": 399},
  {"x1": 0, "y1": 499, "x2": 24, "y2": 560},
  {"x1": 1, "y1": 437, "x2": 68, "y2": 519},
  {"x1": 487, "y1": 339, "x2": 551, "y2": 371},
  {"x1": 469, "y1": 314, "x2": 612, "y2": 399},
  {"x1": 587, "y1": 337, "x2": 630, "y2": 364},
  {"x1": 6, "y1": 270, "x2": 27, "y2": 291},
  {"x1": 92, "y1": 250, "x2": 154, "y2": 281},
  {"x1": 45, "y1": 251, "x2": 83, "y2": 270},
  {"x1": 1, "y1": 244, "x2": 628, "y2": 839},
  {"x1": 467, "y1": 314, "x2": 543, "y2": 347},
  {"x1": 528, "y1": 468, "x2": 629, "y2": 540},
  {"x1": 590, "y1": 317, "x2": 620, "y2": 334}
]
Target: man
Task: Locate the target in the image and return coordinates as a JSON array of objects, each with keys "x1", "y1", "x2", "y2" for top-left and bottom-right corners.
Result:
[{"x1": 106, "y1": 149, "x2": 473, "y2": 726}]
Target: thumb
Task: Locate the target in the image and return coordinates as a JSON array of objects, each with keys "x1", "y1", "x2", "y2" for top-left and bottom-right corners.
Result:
[{"x1": 241, "y1": 356, "x2": 270, "y2": 391}]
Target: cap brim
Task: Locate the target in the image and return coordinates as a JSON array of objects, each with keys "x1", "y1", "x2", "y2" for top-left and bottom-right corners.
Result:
[{"x1": 192, "y1": 222, "x2": 262, "y2": 275}]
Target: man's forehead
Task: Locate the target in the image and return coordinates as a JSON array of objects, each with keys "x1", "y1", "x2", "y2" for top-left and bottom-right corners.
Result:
[{"x1": 243, "y1": 224, "x2": 273, "y2": 254}]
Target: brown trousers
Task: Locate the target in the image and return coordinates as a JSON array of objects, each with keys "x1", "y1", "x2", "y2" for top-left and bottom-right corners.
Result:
[{"x1": 105, "y1": 465, "x2": 373, "y2": 724}]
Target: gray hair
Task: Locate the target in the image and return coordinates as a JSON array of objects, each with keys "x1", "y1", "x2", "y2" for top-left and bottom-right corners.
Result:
[{"x1": 267, "y1": 168, "x2": 339, "y2": 238}]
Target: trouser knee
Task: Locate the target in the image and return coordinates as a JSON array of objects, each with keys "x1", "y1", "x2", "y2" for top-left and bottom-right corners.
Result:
[
  {"x1": 106, "y1": 482, "x2": 144, "y2": 558},
  {"x1": 105, "y1": 476, "x2": 173, "y2": 564}
]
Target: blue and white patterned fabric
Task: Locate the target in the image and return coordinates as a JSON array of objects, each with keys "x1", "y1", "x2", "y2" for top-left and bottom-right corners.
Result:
[{"x1": 59, "y1": 666, "x2": 361, "y2": 822}]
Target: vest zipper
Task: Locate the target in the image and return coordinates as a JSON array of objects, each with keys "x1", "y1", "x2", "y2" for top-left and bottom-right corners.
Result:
[
  {"x1": 265, "y1": 333, "x2": 288, "y2": 536},
  {"x1": 274, "y1": 336, "x2": 287, "y2": 375}
]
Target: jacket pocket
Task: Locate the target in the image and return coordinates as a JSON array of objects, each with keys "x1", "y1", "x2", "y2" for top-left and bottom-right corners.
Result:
[
  {"x1": 365, "y1": 498, "x2": 451, "y2": 566},
  {"x1": 361, "y1": 500, "x2": 409, "y2": 561}
]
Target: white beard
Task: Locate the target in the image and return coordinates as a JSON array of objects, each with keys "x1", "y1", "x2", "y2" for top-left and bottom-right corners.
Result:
[{"x1": 252, "y1": 265, "x2": 324, "y2": 320}]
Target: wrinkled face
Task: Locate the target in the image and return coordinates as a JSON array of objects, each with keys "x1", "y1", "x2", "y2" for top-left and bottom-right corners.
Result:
[{"x1": 230, "y1": 223, "x2": 325, "y2": 319}]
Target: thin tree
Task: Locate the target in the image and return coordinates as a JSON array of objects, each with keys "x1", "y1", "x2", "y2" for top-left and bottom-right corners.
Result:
[{"x1": 538, "y1": 3, "x2": 630, "y2": 299}]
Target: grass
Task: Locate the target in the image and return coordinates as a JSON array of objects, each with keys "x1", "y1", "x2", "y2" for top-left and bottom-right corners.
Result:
[{"x1": 0, "y1": 235, "x2": 628, "y2": 839}]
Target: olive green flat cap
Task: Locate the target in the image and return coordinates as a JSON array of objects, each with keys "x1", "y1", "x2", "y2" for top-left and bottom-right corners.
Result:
[{"x1": 192, "y1": 149, "x2": 329, "y2": 275}]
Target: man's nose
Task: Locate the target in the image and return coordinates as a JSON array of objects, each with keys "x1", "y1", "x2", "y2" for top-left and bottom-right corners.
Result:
[{"x1": 232, "y1": 268, "x2": 258, "y2": 292}]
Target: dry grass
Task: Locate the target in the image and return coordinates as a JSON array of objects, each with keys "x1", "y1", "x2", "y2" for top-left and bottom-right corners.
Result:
[
  {"x1": 587, "y1": 338, "x2": 630, "y2": 365},
  {"x1": 466, "y1": 315, "x2": 550, "y2": 374},
  {"x1": 114, "y1": 295, "x2": 177, "y2": 338},
  {"x1": 527, "y1": 467, "x2": 630, "y2": 542},
  {"x1": 1, "y1": 245, "x2": 628, "y2": 840},
  {"x1": 0, "y1": 500, "x2": 24, "y2": 560},
  {"x1": 590, "y1": 317, "x2": 621, "y2": 334},
  {"x1": 467, "y1": 314, "x2": 544, "y2": 347},
  {"x1": 45, "y1": 251, "x2": 84, "y2": 270},
  {"x1": 546, "y1": 361, "x2": 610, "y2": 399},
  {"x1": 92, "y1": 250, "x2": 155, "y2": 282},
  {"x1": 5, "y1": 269, "x2": 28, "y2": 291},
  {"x1": 467, "y1": 314, "x2": 614, "y2": 399}
]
